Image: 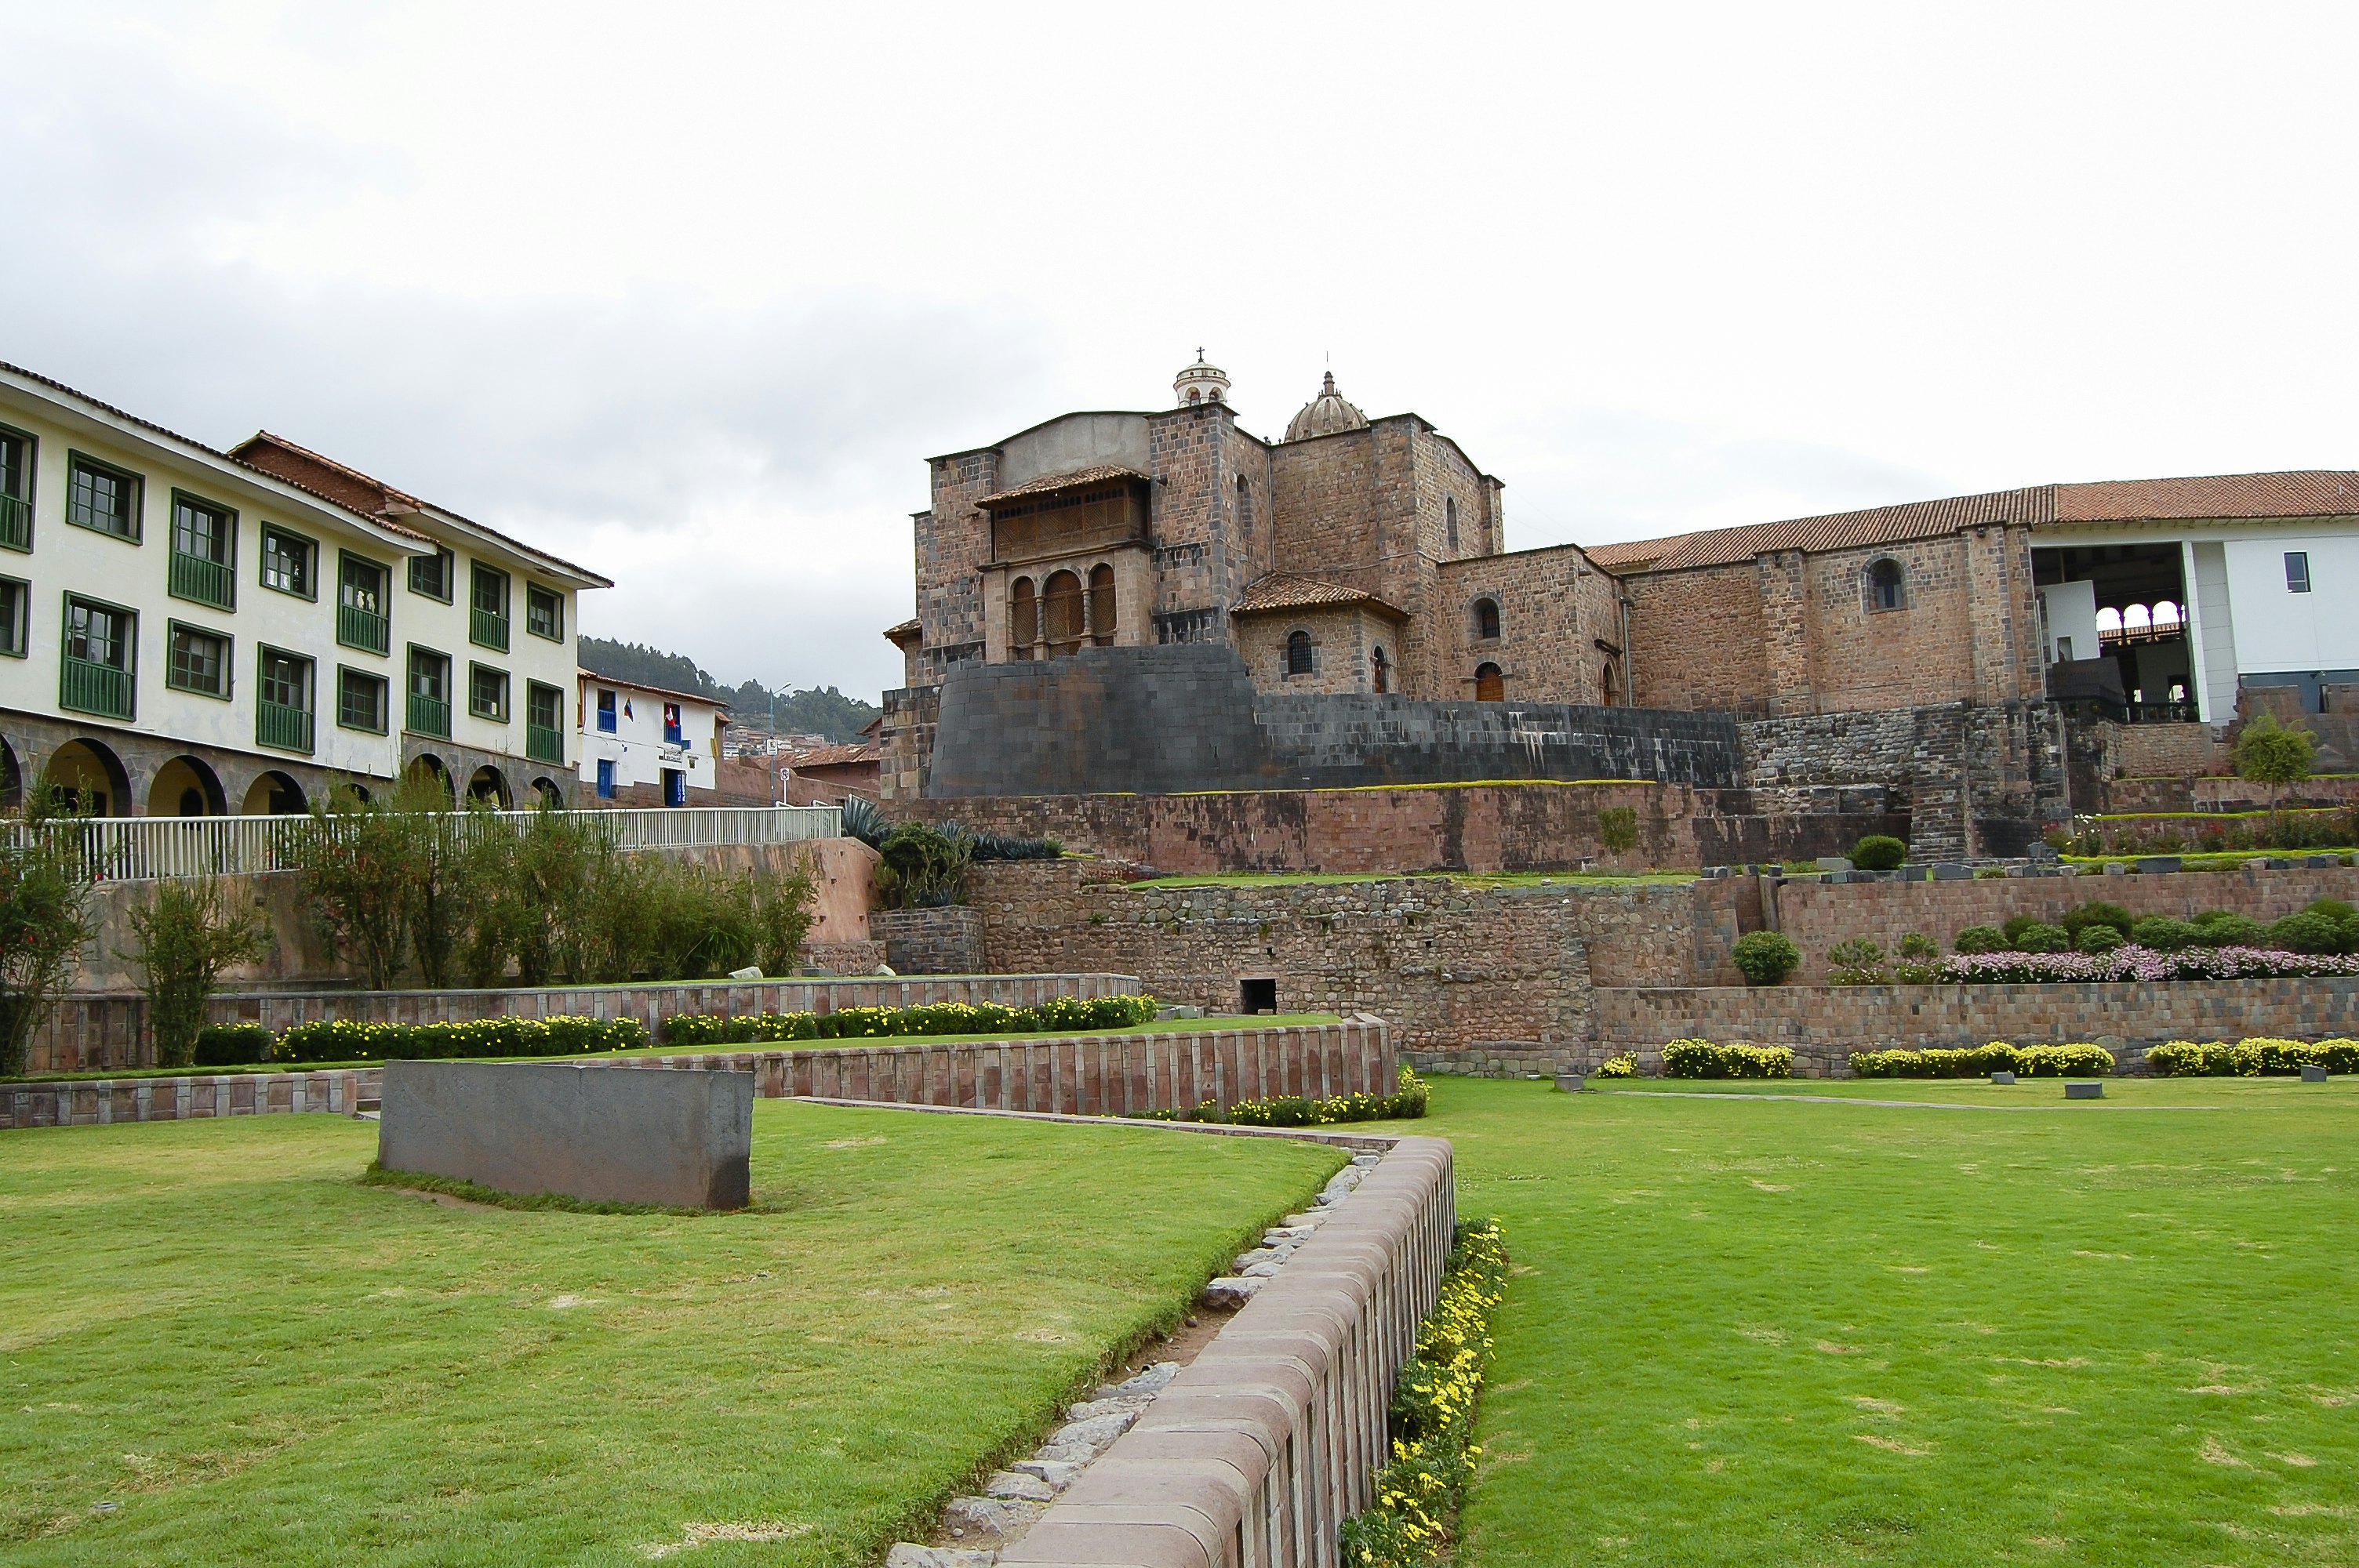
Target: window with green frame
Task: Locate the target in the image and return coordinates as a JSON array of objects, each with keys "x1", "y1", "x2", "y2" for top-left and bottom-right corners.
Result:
[
  {"x1": 337, "y1": 551, "x2": 391, "y2": 654},
  {"x1": 0, "y1": 575, "x2": 26, "y2": 657},
  {"x1": 409, "y1": 545, "x2": 453, "y2": 601},
  {"x1": 65, "y1": 453, "x2": 141, "y2": 541},
  {"x1": 61, "y1": 595, "x2": 136, "y2": 720},
  {"x1": 166, "y1": 622, "x2": 231, "y2": 698},
  {"x1": 407, "y1": 645, "x2": 452, "y2": 737},
  {"x1": 525, "y1": 680, "x2": 565, "y2": 762},
  {"x1": 525, "y1": 583, "x2": 563, "y2": 641},
  {"x1": 468, "y1": 661, "x2": 509, "y2": 722},
  {"x1": 0, "y1": 425, "x2": 33, "y2": 551},
  {"x1": 337, "y1": 666, "x2": 389, "y2": 733},
  {"x1": 168, "y1": 492, "x2": 238, "y2": 610},
  {"x1": 260, "y1": 525, "x2": 315, "y2": 597},
  {"x1": 256, "y1": 647, "x2": 315, "y2": 753},
  {"x1": 470, "y1": 562, "x2": 510, "y2": 650}
]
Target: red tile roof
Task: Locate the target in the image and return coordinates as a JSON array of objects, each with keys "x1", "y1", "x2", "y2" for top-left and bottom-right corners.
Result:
[
  {"x1": 882, "y1": 618, "x2": 921, "y2": 643},
  {"x1": 972, "y1": 464, "x2": 1147, "y2": 508},
  {"x1": 2055, "y1": 470, "x2": 2359, "y2": 522},
  {"x1": 1230, "y1": 572, "x2": 1407, "y2": 617}
]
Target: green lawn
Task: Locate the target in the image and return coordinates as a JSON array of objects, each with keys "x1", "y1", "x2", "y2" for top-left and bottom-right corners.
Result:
[
  {"x1": 1418, "y1": 1074, "x2": 2359, "y2": 1568},
  {"x1": 0, "y1": 1105, "x2": 1343, "y2": 1566}
]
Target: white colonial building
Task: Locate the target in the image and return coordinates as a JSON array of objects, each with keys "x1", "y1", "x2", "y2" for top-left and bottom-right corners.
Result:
[
  {"x1": 575, "y1": 670, "x2": 726, "y2": 807},
  {"x1": 0, "y1": 361, "x2": 609, "y2": 815}
]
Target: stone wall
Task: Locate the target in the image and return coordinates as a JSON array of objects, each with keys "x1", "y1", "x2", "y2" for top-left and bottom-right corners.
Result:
[
  {"x1": 867, "y1": 906, "x2": 984, "y2": 975},
  {"x1": 26, "y1": 971, "x2": 1136, "y2": 1076},
  {"x1": 1772, "y1": 864, "x2": 2359, "y2": 981},
  {"x1": 4, "y1": 1067, "x2": 378, "y2": 1131},
  {"x1": 1591, "y1": 978, "x2": 2359, "y2": 1076},
  {"x1": 1436, "y1": 543, "x2": 1622, "y2": 707},
  {"x1": 1627, "y1": 563, "x2": 1772, "y2": 713}
]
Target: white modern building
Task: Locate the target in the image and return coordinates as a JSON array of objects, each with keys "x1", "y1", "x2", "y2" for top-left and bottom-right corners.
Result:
[
  {"x1": 0, "y1": 361, "x2": 609, "y2": 815},
  {"x1": 576, "y1": 670, "x2": 726, "y2": 807},
  {"x1": 2031, "y1": 474, "x2": 2359, "y2": 723}
]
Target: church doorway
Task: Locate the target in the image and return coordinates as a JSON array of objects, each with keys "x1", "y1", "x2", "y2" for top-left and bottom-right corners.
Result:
[{"x1": 1474, "y1": 662, "x2": 1503, "y2": 702}]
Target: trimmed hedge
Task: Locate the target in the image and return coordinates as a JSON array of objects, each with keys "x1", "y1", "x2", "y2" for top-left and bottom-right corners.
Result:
[
  {"x1": 193, "y1": 1023, "x2": 275, "y2": 1067},
  {"x1": 1731, "y1": 931, "x2": 1801, "y2": 986},
  {"x1": 271, "y1": 1015, "x2": 649, "y2": 1065},
  {"x1": 1849, "y1": 1040, "x2": 2115, "y2": 1078},
  {"x1": 661, "y1": 994, "x2": 1160, "y2": 1046},
  {"x1": 2148, "y1": 1036, "x2": 2359, "y2": 1076},
  {"x1": 1661, "y1": 1038, "x2": 1793, "y2": 1079},
  {"x1": 1145, "y1": 1064, "x2": 1430, "y2": 1127}
]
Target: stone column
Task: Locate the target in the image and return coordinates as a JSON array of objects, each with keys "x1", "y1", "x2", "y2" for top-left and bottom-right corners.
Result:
[{"x1": 1757, "y1": 550, "x2": 1815, "y2": 716}]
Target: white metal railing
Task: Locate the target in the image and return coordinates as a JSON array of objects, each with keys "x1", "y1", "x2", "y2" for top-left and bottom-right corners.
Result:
[{"x1": 8, "y1": 804, "x2": 842, "y2": 882}]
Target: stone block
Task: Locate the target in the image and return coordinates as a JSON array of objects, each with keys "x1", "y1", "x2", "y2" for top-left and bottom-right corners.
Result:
[
  {"x1": 1990, "y1": 1070, "x2": 2016, "y2": 1084},
  {"x1": 2135, "y1": 857, "x2": 2184, "y2": 874},
  {"x1": 1816, "y1": 856, "x2": 1854, "y2": 872},
  {"x1": 1553, "y1": 1073, "x2": 1588, "y2": 1093},
  {"x1": 2302, "y1": 1063, "x2": 2329, "y2": 1083},
  {"x1": 376, "y1": 1060, "x2": 753, "y2": 1209},
  {"x1": 1933, "y1": 863, "x2": 1971, "y2": 881},
  {"x1": 2064, "y1": 1081, "x2": 2105, "y2": 1099}
]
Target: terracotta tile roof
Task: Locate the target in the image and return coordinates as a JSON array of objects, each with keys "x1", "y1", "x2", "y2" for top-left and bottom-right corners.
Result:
[
  {"x1": 1230, "y1": 572, "x2": 1407, "y2": 618},
  {"x1": 1590, "y1": 488, "x2": 2057, "y2": 574},
  {"x1": 972, "y1": 464, "x2": 1147, "y2": 508},
  {"x1": 575, "y1": 667, "x2": 729, "y2": 710},
  {"x1": 882, "y1": 618, "x2": 921, "y2": 643},
  {"x1": 783, "y1": 741, "x2": 880, "y2": 769},
  {"x1": 2055, "y1": 470, "x2": 2359, "y2": 522},
  {"x1": 234, "y1": 431, "x2": 610, "y2": 585}
]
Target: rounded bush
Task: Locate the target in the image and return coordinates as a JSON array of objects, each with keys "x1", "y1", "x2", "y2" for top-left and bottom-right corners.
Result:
[
  {"x1": 2061, "y1": 901, "x2": 2135, "y2": 942},
  {"x1": 2308, "y1": 897, "x2": 2358, "y2": 924},
  {"x1": 1731, "y1": 931, "x2": 1802, "y2": 986},
  {"x1": 2073, "y1": 924, "x2": 2125, "y2": 955},
  {"x1": 2132, "y1": 916, "x2": 2200, "y2": 952},
  {"x1": 193, "y1": 1023, "x2": 273, "y2": 1067},
  {"x1": 2001, "y1": 914, "x2": 2044, "y2": 947},
  {"x1": 1850, "y1": 834, "x2": 1908, "y2": 872},
  {"x1": 2190, "y1": 911, "x2": 2266, "y2": 948},
  {"x1": 2014, "y1": 922, "x2": 2070, "y2": 954},
  {"x1": 2267, "y1": 910, "x2": 2347, "y2": 956},
  {"x1": 1953, "y1": 924, "x2": 2008, "y2": 954}
]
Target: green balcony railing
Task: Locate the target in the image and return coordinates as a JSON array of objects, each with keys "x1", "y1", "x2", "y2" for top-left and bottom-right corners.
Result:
[
  {"x1": 0, "y1": 493, "x2": 30, "y2": 551},
  {"x1": 407, "y1": 691, "x2": 451, "y2": 738},
  {"x1": 471, "y1": 607, "x2": 509, "y2": 652},
  {"x1": 526, "y1": 722, "x2": 564, "y2": 764},
  {"x1": 256, "y1": 699, "x2": 315, "y2": 754},
  {"x1": 60, "y1": 655, "x2": 133, "y2": 720},
  {"x1": 338, "y1": 603, "x2": 391, "y2": 655},
  {"x1": 169, "y1": 550, "x2": 235, "y2": 610}
]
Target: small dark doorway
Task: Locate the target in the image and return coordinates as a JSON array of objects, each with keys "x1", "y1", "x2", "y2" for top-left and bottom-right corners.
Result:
[{"x1": 1239, "y1": 977, "x2": 1277, "y2": 1015}]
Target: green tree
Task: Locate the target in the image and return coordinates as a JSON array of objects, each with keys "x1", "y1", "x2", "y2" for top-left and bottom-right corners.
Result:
[
  {"x1": 0, "y1": 803, "x2": 100, "y2": 1076},
  {"x1": 124, "y1": 879, "x2": 267, "y2": 1069},
  {"x1": 2234, "y1": 712, "x2": 2315, "y2": 832},
  {"x1": 288, "y1": 784, "x2": 415, "y2": 989}
]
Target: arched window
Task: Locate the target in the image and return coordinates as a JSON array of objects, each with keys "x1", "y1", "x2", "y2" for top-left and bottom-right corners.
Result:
[
  {"x1": 1235, "y1": 475, "x2": 1254, "y2": 539},
  {"x1": 1474, "y1": 662, "x2": 1503, "y2": 702},
  {"x1": 1009, "y1": 577, "x2": 1038, "y2": 659},
  {"x1": 1865, "y1": 558, "x2": 1906, "y2": 612},
  {"x1": 2153, "y1": 600, "x2": 2183, "y2": 630},
  {"x1": 1372, "y1": 645, "x2": 1389, "y2": 694},
  {"x1": 1600, "y1": 659, "x2": 1620, "y2": 706},
  {"x1": 1088, "y1": 564, "x2": 1117, "y2": 645},
  {"x1": 1042, "y1": 570, "x2": 1085, "y2": 653},
  {"x1": 1445, "y1": 496, "x2": 1459, "y2": 554},
  {"x1": 2123, "y1": 603, "x2": 2152, "y2": 631},
  {"x1": 1186, "y1": 387, "x2": 1201, "y2": 405},
  {"x1": 1474, "y1": 597, "x2": 1500, "y2": 641},
  {"x1": 1286, "y1": 630, "x2": 1314, "y2": 677}
]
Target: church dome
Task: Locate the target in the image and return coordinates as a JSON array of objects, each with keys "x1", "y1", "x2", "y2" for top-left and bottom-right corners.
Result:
[{"x1": 1284, "y1": 371, "x2": 1369, "y2": 441}]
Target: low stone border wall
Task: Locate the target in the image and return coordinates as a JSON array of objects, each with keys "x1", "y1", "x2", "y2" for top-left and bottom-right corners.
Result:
[
  {"x1": 632, "y1": 1016, "x2": 1394, "y2": 1117},
  {"x1": 1000, "y1": 1133, "x2": 1456, "y2": 1568},
  {"x1": 1592, "y1": 978, "x2": 2359, "y2": 1077},
  {"x1": 29, "y1": 972, "x2": 1140, "y2": 1076},
  {"x1": 4, "y1": 1068, "x2": 380, "y2": 1130}
]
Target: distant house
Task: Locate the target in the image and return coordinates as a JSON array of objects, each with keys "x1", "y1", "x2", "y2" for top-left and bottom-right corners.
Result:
[
  {"x1": 780, "y1": 729, "x2": 881, "y2": 804},
  {"x1": 576, "y1": 670, "x2": 725, "y2": 807}
]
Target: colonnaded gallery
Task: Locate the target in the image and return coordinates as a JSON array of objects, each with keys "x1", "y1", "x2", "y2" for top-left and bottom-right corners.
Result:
[{"x1": 878, "y1": 354, "x2": 2359, "y2": 861}]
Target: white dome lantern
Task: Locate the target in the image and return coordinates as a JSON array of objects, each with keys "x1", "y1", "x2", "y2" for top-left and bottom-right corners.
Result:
[{"x1": 1174, "y1": 350, "x2": 1230, "y2": 408}]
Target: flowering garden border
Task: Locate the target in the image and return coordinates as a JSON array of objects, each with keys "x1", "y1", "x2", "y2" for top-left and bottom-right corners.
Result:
[{"x1": 1339, "y1": 1217, "x2": 1508, "y2": 1568}]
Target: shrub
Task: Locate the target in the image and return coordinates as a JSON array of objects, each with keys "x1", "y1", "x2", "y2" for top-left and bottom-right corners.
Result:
[
  {"x1": 2190, "y1": 910, "x2": 2266, "y2": 948},
  {"x1": 2013, "y1": 1042, "x2": 2114, "y2": 1076},
  {"x1": 1850, "y1": 834, "x2": 1908, "y2": 872},
  {"x1": 1849, "y1": 1040, "x2": 2113, "y2": 1078},
  {"x1": 123, "y1": 878, "x2": 269, "y2": 1069},
  {"x1": 0, "y1": 808, "x2": 100, "y2": 1078},
  {"x1": 271, "y1": 1015, "x2": 649, "y2": 1065},
  {"x1": 1893, "y1": 932, "x2": 1941, "y2": 982},
  {"x1": 1826, "y1": 938, "x2": 1888, "y2": 985},
  {"x1": 1939, "y1": 946, "x2": 2359, "y2": 983},
  {"x1": 2061, "y1": 901, "x2": 2135, "y2": 942},
  {"x1": 2146, "y1": 1039, "x2": 2234, "y2": 1076},
  {"x1": 2001, "y1": 915, "x2": 2043, "y2": 947},
  {"x1": 1952, "y1": 924, "x2": 2009, "y2": 954},
  {"x1": 2131, "y1": 916, "x2": 2200, "y2": 952},
  {"x1": 2267, "y1": 910, "x2": 2347, "y2": 956},
  {"x1": 1152, "y1": 1064, "x2": 1430, "y2": 1127},
  {"x1": 2234, "y1": 712, "x2": 2316, "y2": 803},
  {"x1": 661, "y1": 993, "x2": 1160, "y2": 1047},
  {"x1": 1976, "y1": 866, "x2": 2011, "y2": 879},
  {"x1": 2150, "y1": 1036, "x2": 2359, "y2": 1076},
  {"x1": 192, "y1": 1022, "x2": 274, "y2": 1067},
  {"x1": 874, "y1": 822, "x2": 973, "y2": 910},
  {"x1": 1661, "y1": 1038, "x2": 1792, "y2": 1079},
  {"x1": 2073, "y1": 924, "x2": 2125, "y2": 955},
  {"x1": 1339, "y1": 1218, "x2": 1506, "y2": 1568},
  {"x1": 2014, "y1": 922, "x2": 2070, "y2": 954},
  {"x1": 1595, "y1": 1052, "x2": 1637, "y2": 1079},
  {"x1": 1730, "y1": 931, "x2": 1801, "y2": 986},
  {"x1": 1597, "y1": 806, "x2": 1640, "y2": 855},
  {"x1": 837, "y1": 794, "x2": 885, "y2": 848},
  {"x1": 2309, "y1": 897, "x2": 2358, "y2": 923}
]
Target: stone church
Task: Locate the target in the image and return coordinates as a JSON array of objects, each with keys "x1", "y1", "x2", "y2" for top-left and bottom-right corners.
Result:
[{"x1": 879, "y1": 354, "x2": 2359, "y2": 858}]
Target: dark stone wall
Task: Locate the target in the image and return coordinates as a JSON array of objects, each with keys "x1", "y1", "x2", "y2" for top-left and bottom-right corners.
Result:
[{"x1": 924, "y1": 644, "x2": 1743, "y2": 797}]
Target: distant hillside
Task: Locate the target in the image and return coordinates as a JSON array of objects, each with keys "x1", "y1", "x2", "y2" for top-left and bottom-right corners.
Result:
[{"x1": 577, "y1": 637, "x2": 880, "y2": 742}]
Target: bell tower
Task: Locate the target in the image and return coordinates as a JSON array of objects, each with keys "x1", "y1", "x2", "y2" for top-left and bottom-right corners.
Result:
[{"x1": 1172, "y1": 349, "x2": 1230, "y2": 408}]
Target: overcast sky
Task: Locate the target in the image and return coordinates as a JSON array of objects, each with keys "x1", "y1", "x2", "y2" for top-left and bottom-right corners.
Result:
[{"x1": 7, "y1": 2, "x2": 2357, "y2": 702}]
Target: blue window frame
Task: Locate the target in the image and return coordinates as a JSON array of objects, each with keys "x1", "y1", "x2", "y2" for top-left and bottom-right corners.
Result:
[
  {"x1": 596, "y1": 688, "x2": 617, "y2": 732},
  {"x1": 662, "y1": 701, "x2": 683, "y2": 745},
  {"x1": 595, "y1": 758, "x2": 615, "y2": 798},
  {"x1": 662, "y1": 768, "x2": 685, "y2": 808}
]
